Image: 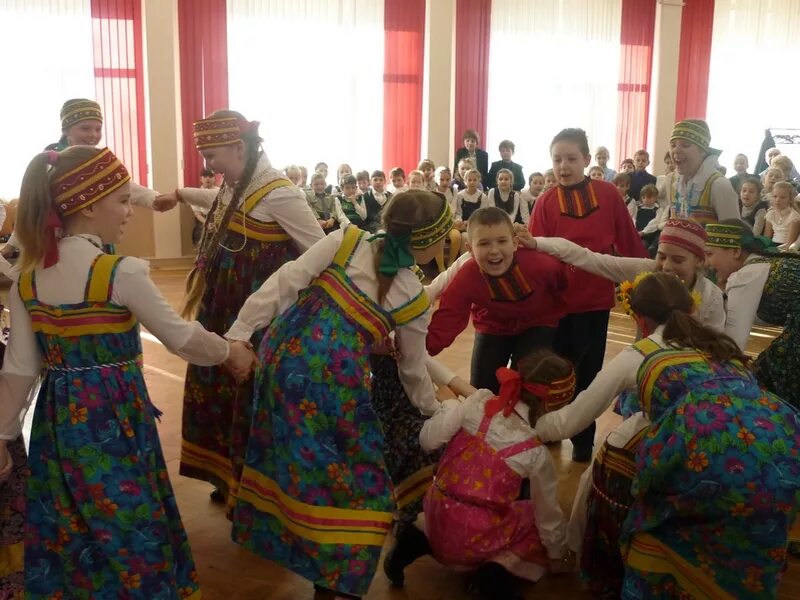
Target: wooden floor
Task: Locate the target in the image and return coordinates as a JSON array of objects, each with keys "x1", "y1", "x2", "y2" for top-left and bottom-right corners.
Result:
[{"x1": 3, "y1": 268, "x2": 798, "y2": 599}]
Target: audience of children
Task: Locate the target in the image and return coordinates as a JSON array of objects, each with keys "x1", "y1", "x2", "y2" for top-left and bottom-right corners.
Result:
[
  {"x1": 487, "y1": 140, "x2": 525, "y2": 191},
  {"x1": 306, "y1": 172, "x2": 337, "y2": 231},
  {"x1": 739, "y1": 176, "x2": 768, "y2": 236},
  {"x1": 486, "y1": 169, "x2": 522, "y2": 223},
  {"x1": 519, "y1": 171, "x2": 544, "y2": 226},
  {"x1": 632, "y1": 183, "x2": 662, "y2": 254},
  {"x1": 594, "y1": 146, "x2": 616, "y2": 182},
  {"x1": 764, "y1": 180, "x2": 800, "y2": 246},
  {"x1": 628, "y1": 149, "x2": 657, "y2": 201},
  {"x1": 619, "y1": 157, "x2": 634, "y2": 174},
  {"x1": 587, "y1": 165, "x2": 604, "y2": 181},
  {"x1": 728, "y1": 152, "x2": 752, "y2": 193},
  {"x1": 333, "y1": 174, "x2": 368, "y2": 229},
  {"x1": 417, "y1": 159, "x2": 437, "y2": 191}
]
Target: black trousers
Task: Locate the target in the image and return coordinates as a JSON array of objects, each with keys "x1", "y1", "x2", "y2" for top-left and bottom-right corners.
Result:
[
  {"x1": 470, "y1": 326, "x2": 556, "y2": 394},
  {"x1": 554, "y1": 309, "x2": 610, "y2": 452}
]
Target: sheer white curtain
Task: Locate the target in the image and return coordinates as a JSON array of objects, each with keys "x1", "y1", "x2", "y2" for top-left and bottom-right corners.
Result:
[
  {"x1": 227, "y1": 0, "x2": 384, "y2": 176},
  {"x1": 486, "y1": 0, "x2": 622, "y2": 178},
  {"x1": 0, "y1": 0, "x2": 94, "y2": 199},
  {"x1": 707, "y1": 0, "x2": 800, "y2": 171}
]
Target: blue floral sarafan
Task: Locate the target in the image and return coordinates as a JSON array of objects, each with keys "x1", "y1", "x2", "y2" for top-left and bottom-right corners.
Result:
[
  {"x1": 620, "y1": 347, "x2": 800, "y2": 600},
  {"x1": 18, "y1": 255, "x2": 200, "y2": 599}
]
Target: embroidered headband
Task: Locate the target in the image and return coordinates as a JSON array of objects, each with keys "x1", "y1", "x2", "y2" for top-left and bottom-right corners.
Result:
[
  {"x1": 410, "y1": 198, "x2": 453, "y2": 249},
  {"x1": 485, "y1": 367, "x2": 576, "y2": 418},
  {"x1": 51, "y1": 148, "x2": 130, "y2": 216},
  {"x1": 705, "y1": 222, "x2": 778, "y2": 253},
  {"x1": 670, "y1": 119, "x2": 716, "y2": 155},
  {"x1": 60, "y1": 99, "x2": 103, "y2": 130},
  {"x1": 193, "y1": 116, "x2": 260, "y2": 149},
  {"x1": 618, "y1": 271, "x2": 702, "y2": 318},
  {"x1": 659, "y1": 218, "x2": 707, "y2": 261}
]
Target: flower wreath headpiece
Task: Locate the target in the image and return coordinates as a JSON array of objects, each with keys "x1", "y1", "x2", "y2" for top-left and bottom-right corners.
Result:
[{"x1": 617, "y1": 271, "x2": 702, "y2": 317}]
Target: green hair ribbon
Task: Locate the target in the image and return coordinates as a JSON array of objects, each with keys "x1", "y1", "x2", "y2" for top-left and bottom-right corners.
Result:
[{"x1": 369, "y1": 232, "x2": 415, "y2": 275}]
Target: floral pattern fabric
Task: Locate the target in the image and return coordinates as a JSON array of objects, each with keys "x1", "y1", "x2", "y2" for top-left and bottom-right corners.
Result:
[
  {"x1": 230, "y1": 232, "x2": 419, "y2": 598},
  {"x1": 621, "y1": 348, "x2": 800, "y2": 600},
  {"x1": 751, "y1": 256, "x2": 800, "y2": 407},
  {"x1": 180, "y1": 227, "x2": 299, "y2": 499},
  {"x1": 20, "y1": 255, "x2": 199, "y2": 599}
]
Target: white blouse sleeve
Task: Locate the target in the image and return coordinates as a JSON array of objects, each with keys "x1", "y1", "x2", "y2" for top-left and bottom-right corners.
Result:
[
  {"x1": 426, "y1": 356, "x2": 457, "y2": 387},
  {"x1": 419, "y1": 397, "x2": 468, "y2": 452},
  {"x1": 0, "y1": 281, "x2": 42, "y2": 439},
  {"x1": 535, "y1": 237, "x2": 651, "y2": 283},
  {"x1": 334, "y1": 197, "x2": 351, "y2": 228},
  {"x1": 129, "y1": 181, "x2": 158, "y2": 209},
  {"x1": 262, "y1": 185, "x2": 325, "y2": 252},
  {"x1": 226, "y1": 230, "x2": 344, "y2": 342},
  {"x1": 112, "y1": 258, "x2": 229, "y2": 366},
  {"x1": 394, "y1": 307, "x2": 438, "y2": 415},
  {"x1": 179, "y1": 187, "x2": 219, "y2": 211},
  {"x1": 534, "y1": 346, "x2": 641, "y2": 442},
  {"x1": 526, "y1": 447, "x2": 567, "y2": 559},
  {"x1": 711, "y1": 177, "x2": 742, "y2": 221},
  {"x1": 753, "y1": 209, "x2": 767, "y2": 237},
  {"x1": 455, "y1": 194, "x2": 464, "y2": 221},
  {"x1": 425, "y1": 252, "x2": 472, "y2": 301},
  {"x1": 724, "y1": 262, "x2": 770, "y2": 350},
  {"x1": 567, "y1": 465, "x2": 592, "y2": 554}
]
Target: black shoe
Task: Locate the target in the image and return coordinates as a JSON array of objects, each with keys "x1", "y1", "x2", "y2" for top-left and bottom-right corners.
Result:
[
  {"x1": 209, "y1": 488, "x2": 225, "y2": 503},
  {"x1": 572, "y1": 445, "x2": 593, "y2": 463},
  {"x1": 466, "y1": 563, "x2": 522, "y2": 600},
  {"x1": 383, "y1": 522, "x2": 431, "y2": 587}
]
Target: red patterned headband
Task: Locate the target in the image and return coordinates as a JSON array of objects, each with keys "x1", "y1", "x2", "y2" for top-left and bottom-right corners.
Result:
[
  {"x1": 486, "y1": 367, "x2": 576, "y2": 418},
  {"x1": 51, "y1": 148, "x2": 130, "y2": 216},
  {"x1": 193, "y1": 116, "x2": 259, "y2": 150}
]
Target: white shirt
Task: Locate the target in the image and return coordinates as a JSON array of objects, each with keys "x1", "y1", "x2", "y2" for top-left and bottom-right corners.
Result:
[
  {"x1": 765, "y1": 207, "x2": 800, "y2": 244},
  {"x1": 724, "y1": 257, "x2": 771, "y2": 350},
  {"x1": 436, "y1": 187, "x2": 457, "y2": 214},
  {"x1": 0, "y1": 235, "x2": 229, "y2": 439},
  {"x1": 225, "y1": 227, "x2": 438, "y2": 415},
  {"x1": 179, "y1": 154, "x2": 324, "y2": 253},
  {"x1": 532, "y1": 237, "x2": 726, "y2": 331},
  {"x1": 455, "y1": 189, "x2": 487, "y2": 221},
  {"x1": 419, "y1": 389, "x2": 567, "y2": 559},
  {"x1": 334, "y1": 195, "x2": 368, "y2": 228},
  {"x1": 519, "y1": 188, "x2": 539, "y2": 226},
  {"x1": 371, "y1": 188, "x2": 391, "y2": 208},
  {"x1": 536, "y1": 328, "x2": 666, "y2": 443}
]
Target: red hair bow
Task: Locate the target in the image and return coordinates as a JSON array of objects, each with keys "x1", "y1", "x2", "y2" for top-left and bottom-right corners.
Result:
[{"x1": 485, "y1": 367, "x2": 576, "y2": 418}]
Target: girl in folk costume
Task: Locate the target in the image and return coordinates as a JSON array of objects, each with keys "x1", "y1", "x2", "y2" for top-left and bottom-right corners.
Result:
[
  {"x1": 0, "y1": 146, "x2": 242, "y2": 598},
  {"x1": 655, "y1": 119, "x2": 740, "y2": 229},
  {"x1": 223, "y1": 191, "x2": 451, "y2": 599},
  {"x1": 618, "y1": 275, "x2": 800, "y2": 600},
  {"x1": 534, "y1": 272, "x2": 703, "y2": 597},
  {"x1": 528, "y1": 127, "x2": 648, "y2": 462},
  {"x1": 419, "y1": 351, "x2": 576, "y2": 600},
  {"x1": 704, "y1": 219, "x2": 800, "y2": 405},
  {"x1": 176, "y1": 111, "x2": 324, "y2": 503},
  {"x1": 520, "y1": 218, "x2": 725, "y2": 331}
]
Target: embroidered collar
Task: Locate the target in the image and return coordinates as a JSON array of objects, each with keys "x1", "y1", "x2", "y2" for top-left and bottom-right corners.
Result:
[{"x1": 483, "y1": 258, "x2": 533, "y2": 302}]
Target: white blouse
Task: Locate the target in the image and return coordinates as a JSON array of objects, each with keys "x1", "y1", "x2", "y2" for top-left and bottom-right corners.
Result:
[
  {"x1": 179, "y1": 154, "x2": 324, "y2": 252},
  {"x1": 0, "y1": 235, "x2": 229, "y2": 439},
  {"x1": 519, "y1": 189, "x2": 539, "y2": 226},
  {"x1": 419, "y1": 389, "x2": 567, "y2": 559},
  {"x1": 225, "y1": 227, "x2": 438, "y2": 415},
  {"x1": 535, "y1": 328, "x2": 665, "y2": 443},
  {"x1": 723, "y1": 257, "x2": 771, "y2": 350},
  {"x1": 765, "y1": 207, "x2": 800, "y2": 244},
  {"x1": 455, "y1": 190, "x2": 487, "y2": 221},
  {"x1": 535, "y1": 237, "x2": 726, "y2": 332},
  {"x1": 486, "y1": 188, "x2": 521, "y2": 220}
]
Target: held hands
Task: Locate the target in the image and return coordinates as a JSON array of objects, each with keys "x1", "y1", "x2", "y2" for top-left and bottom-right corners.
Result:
[
  {"x1": 513, "y1": 224, "x2": 536, "y2": 249},
  {"x1": 152, "y1": 193, "x2": 179, "y2": 212},
  {"x1": 224, "y1": 340, "x2": 259, "y2": 382}
]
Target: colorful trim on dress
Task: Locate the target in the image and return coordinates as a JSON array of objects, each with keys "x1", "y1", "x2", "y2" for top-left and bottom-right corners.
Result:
[
  {"x1": 394, "y1": 464, "x2": 436, "y2": 511},
  {"x1": 52, "y1": 148, "x2": 130, "y2": 216},
  {"x1": 315, "y1": 268, "x2": 393, "y2": 341},
  {"x1": 626, "y1": 533, "x2": 736, "y2": 600},
  {"x1": 226, "y1": 179, "x2": 295, "y2": 240},
  {"x1": 637, "y1": 349, "x2": 709, "y2": 416},
  {"x1": 556, "y1": 180, "x2": 600, "y2": 218},
  {"x1": 236, "y1": 467, "x2": 393, "y2": 546},
  {"x1": 485, "y1": 260, "x2": 533, "y2": 302}
]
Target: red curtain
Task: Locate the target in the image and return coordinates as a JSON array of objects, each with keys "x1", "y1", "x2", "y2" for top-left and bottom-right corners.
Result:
[
  {"x1": 91, "y1": 0, "x2": 148, "y2": 185},
  {"x1": 675, "y1": 0, "x2": 715, "y2": 121},
  {"x1": 454, "y1": 0, "x2": 491, "y2": 152},
  {"x1": 615, "y1": 0, "x2": 656, "y2": 162},
  {"x1": 383, "y1": 0, "x2": 426, "y2": 174},
  {"x1": 177, "y1": 0, "x2": 229, "y2": 187}
]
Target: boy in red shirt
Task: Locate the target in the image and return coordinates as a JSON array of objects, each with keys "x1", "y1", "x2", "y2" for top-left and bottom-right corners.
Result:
[
  {"x1": 427, "y1": 207, "x2": 567, "y2": 392},
  {"x1": 529, "y1": 128, "x2": 647, "y2": 461}
]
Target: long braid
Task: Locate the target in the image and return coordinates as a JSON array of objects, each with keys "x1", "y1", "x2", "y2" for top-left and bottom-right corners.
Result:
[{"x1": 181, "y1": 140, "x2": 262, "y2": 319}]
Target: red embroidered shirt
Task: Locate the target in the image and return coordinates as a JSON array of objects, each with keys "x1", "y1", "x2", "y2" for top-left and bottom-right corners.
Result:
[
  {"x1": 426, "y1": 248, "x2": 568, "y2": 356},
  {"x1": 529, "y1": 178, "x2": 647, "y2": 313}
]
